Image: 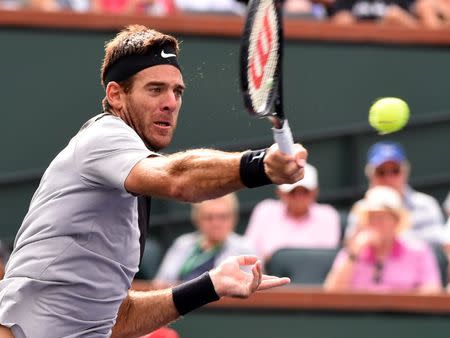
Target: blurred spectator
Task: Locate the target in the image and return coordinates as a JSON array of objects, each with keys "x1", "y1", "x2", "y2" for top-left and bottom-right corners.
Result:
[
  {"x1": 441, "y1": 192, "x2": 450, "y2": 255},
  {"x1": 154, "y1": 193, "x2": 254, "y2": 284},
  {"x1": 91, "y1": 0, "x2": 176, "y2": 15},
  {"x1": 415, "y1": 0, "x2": 450, "y2": 29},
  {"x1": 237, "y1": 0, "x2": 327, "y2": 18},
  {"x1": 29, "y1": 0, "x2": 90, "y2": 11},
  {"x1": 176, "y1": 0, "x2": 245, "y2": 14},
  {"x1": 0, "y1": 0, "x2": 26, "y2": 10},
  {"x1": 245, "y1": 163, "x2": 341, "y2": 262},
  {"x1": 325, "y1": 186, "x2": 442, "y2": 293},
  {"x1": 443, "y1": 192, "x2": 450, "y2": 219},
  {"x1": 284, "y1": 0, "x2": 327, "y2": 19},
  {"x1": 330, "y1": 0, "x2": 419, "y2": 27},
  {"x1": 345, "y1": 141, "x2": 445, "y2": 244},
  {"x1": 0, "y1": 258, "x2": 4, "y2": 281}
]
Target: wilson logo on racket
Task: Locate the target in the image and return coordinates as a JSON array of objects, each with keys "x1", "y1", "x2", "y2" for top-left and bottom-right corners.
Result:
[{"x1": 249, "y1": 7, "x2": 274, "y2": 90}]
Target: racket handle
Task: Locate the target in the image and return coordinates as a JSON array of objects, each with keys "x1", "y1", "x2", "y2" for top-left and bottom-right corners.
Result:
[{"x1": 272, "y1": 120, "x2": 294, "y2": 155}]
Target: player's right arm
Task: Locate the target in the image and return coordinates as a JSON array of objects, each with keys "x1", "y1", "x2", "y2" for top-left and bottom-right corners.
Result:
[{"x1": 124, "y1": 144, "x2": 307, "y2": 203}]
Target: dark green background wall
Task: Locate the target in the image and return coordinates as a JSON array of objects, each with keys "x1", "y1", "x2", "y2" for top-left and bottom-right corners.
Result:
[
  {"x1": 171, "y1": 309, "x2": 450, "y2": 338},
  {"x1": 1, "y1": 27, "x2": 450, "y2": 241}
]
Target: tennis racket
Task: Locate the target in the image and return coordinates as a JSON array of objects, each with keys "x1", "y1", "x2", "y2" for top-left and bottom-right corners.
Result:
[{"x1": 240, "y1": 0, "x2": 294, "y2": 155}]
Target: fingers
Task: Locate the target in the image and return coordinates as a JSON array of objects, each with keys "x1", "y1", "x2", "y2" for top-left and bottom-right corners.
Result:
[
  {"x1": 236, "y1": 255, "x2": 259, "y2": 266},
  {"x1": 250, "y1": 260, "x2": 263, "y2": 292},
  {"x1": 261, "y1": 274, "x2": 284, "y2": 280},
  {"x1": 257, "y1": 277, "x2": 291, "y2": 291},
  {"x1": 265, "y1": 143, "x2": 308, "y2": 185},
  {"x1": 293, "y1": 144, "x2": 307, "y2": 167}
]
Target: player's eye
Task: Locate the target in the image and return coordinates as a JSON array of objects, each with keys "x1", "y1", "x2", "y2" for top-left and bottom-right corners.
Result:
[
  {"x1": 149, "y1": 86, "x2": 162, "y2": 94},
  {"x1": 174, "y1": 88, "x2": 184, "y2": 98}
]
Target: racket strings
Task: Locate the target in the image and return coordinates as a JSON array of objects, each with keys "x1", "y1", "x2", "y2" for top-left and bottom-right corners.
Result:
[{"x1": 247, "y1": 0, "x2": 280, "y2": 114}]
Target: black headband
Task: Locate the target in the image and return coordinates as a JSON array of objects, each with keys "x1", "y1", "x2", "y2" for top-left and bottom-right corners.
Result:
[{"x1": 103, "y1": 43, "x2": 180, "y2": 85}]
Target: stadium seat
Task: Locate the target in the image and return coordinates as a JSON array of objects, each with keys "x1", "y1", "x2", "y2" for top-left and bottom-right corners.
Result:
[
  {"x1": 135, "y1": 239, "x2": 164, "y2": 280},
  {"x1": 429, "y1": 243, "x2": 448, "y2": 287},
  {"x1": 338, "y1": 209, "x2": 349, "y2": 242},
  {"x1": 265, "y1": 247, "x2": 340, "y2": 285}
]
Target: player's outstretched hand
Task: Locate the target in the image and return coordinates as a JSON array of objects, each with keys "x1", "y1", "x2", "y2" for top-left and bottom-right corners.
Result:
[
  {"x1": 209, "y1": 255, "x2": 290, "y2": 299},
  {"x1": 264, "y1": 143, "x2": 308, "y2": 185}
]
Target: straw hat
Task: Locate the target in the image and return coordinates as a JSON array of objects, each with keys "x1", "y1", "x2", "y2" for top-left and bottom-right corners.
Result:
[{"x1": 354, "y1": 186, "x2": 410, "y2": 233}]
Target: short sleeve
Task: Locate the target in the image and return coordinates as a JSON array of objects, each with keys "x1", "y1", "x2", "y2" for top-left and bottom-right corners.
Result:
[{"x1": 74, "y1": 116, "x2": 154, "y2": 192}]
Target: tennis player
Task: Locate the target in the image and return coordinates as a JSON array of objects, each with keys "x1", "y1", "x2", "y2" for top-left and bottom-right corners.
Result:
[{"x1": 0, "y1": 25, "x2": 306, "y2": 338}]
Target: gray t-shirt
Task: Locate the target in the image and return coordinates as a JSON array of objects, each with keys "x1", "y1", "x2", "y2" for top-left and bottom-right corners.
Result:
[{"x1": 0, "y1": 114, "x2": 154, "y2": 337}]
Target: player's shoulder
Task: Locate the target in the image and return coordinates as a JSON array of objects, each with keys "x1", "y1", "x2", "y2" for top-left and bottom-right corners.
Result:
[
  {"x1": 80, "y1": 113, "x2": 132, "y2": 135},
  {"x1": 75, "y1": 113, "x2": 145, "y2": 153}
]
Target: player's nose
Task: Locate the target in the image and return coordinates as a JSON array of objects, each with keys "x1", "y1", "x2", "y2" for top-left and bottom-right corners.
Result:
[{"x1": 161, "y1": 90, "x2": 179, "y2": 112}]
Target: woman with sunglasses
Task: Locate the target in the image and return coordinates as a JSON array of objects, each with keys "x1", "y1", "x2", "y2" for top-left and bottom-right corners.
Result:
[{"x1": 325, "y1": 186, "x2": 442, "y2": 293}]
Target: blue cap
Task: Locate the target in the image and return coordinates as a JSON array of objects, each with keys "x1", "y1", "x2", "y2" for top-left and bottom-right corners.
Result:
[{"x1": 367, "y1": 141, "x2": 407, "y2": 167}]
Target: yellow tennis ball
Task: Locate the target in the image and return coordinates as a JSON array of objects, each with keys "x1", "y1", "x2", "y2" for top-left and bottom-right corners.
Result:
[{"x1": 369, "y1": 97, "x2": 410, "y2": 134}]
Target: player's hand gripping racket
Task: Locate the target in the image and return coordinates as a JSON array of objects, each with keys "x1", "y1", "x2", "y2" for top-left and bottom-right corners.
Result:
[{"x1": 240, "y1": 0, "x2": 294, "y2": 155}]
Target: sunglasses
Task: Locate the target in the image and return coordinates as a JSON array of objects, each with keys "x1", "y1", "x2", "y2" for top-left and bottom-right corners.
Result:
[
  {"x1": 373, "y1": 260, "x2": 384, "y2": 284},
  {"x1": 375, "y1": 167, "x2": 401, "y2": 177}
]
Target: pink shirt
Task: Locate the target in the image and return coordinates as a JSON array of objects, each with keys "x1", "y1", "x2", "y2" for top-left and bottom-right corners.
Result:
[
  {"x1": 245, "y1": 199, "x2": 341, "y2": 260},
  {"x1": 332, "y1": 238, "x2": 441, "y2": 292}
]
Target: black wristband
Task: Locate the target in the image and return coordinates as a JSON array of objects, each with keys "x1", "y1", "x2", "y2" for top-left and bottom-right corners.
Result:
[
  {"x1": 172, "y1": 272, "x2": 220, "y2": 316},
  {"x1": 239, "y1": 149, "x2": 272, "y2": 188}
]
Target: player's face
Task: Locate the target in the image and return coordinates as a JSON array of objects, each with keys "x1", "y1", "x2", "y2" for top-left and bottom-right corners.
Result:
[
  {"x1": 371, "y1": 161, "x2": 407, "y2": 194},
  {"x1": 196, "y1": 199, "x2": 236, "y2": 245},
  {"x1": 124, "y1": 65, "x2": 185, "y2": 150}
]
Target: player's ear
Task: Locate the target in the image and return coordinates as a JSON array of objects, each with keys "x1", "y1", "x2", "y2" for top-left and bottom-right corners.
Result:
[{"x1": 106, "y1": 81, "x2": 124, "y2": 111}]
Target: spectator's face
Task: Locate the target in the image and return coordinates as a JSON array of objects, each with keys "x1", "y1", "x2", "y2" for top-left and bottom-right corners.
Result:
[
  {"x1": 370, "y1": 161, "x2": 407, "y2": 193},
  {"x1": 366, "y1": 210, "x2": 399, "y2": 239},
  {"x1": 279, "y1": 187, "x2": 317, "y2": 217},
  {"x1": 195, "y1": 199, "x2": 236, "y2": 244},
  {"x1": 123, "y1": 65, "x2": 184, "y2": 150}
]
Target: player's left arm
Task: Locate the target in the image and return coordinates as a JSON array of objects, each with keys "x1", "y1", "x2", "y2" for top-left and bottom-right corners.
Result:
[
  {"x1": 111, "y1": 288, "x2": 178, "y2": 338},
  {"x1": 111, "y1": 256, "x2": 290, "y2": 338}
]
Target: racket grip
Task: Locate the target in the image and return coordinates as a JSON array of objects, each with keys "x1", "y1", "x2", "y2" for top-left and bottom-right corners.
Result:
[{"x1": 272, "y1": 120, "x2": 294, "y2": 155}]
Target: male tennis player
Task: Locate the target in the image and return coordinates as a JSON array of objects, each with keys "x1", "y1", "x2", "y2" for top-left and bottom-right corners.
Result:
[{"x1": 0, "y1": 25, "x2": 307, "y2": 338}]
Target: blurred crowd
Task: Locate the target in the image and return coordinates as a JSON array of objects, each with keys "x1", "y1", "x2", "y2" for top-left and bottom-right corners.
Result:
[
  {"x1": 0, "y1": 0, "x2": 449, "y2": 29},
  {"x1": 148, "y1": 141, "x2": 450, "y2": 295},
  {"x1": 0, "y1": 140, "x2": 449, "y2": 337},
  {"x1": 1, "y1": 141, "x2": 450, "y2": 294}
]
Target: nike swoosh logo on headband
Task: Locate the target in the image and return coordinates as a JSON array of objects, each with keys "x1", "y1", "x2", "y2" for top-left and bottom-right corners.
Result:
[{"x1": 161, "y1": 50, "x2": 176, "y2": 58}]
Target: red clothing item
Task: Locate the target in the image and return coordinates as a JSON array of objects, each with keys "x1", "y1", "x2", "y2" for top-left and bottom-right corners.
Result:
[
  {"x1": 141, "y1": 327, "x2": 180, "y2": 338},
  {"x1": 97, "y1": 0, "x2": 177, "y2": 14},
  {"x1": 98, "y1": 0, "x2": 130, "y2": 13}
]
